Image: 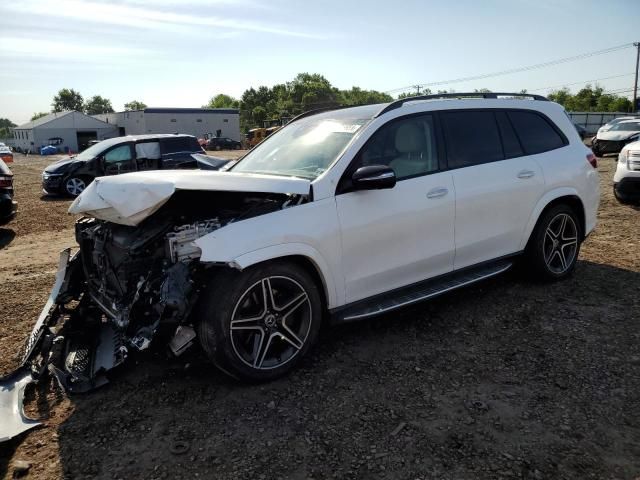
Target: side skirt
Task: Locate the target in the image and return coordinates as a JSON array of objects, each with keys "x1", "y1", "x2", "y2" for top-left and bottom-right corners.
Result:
[{"x1": 330, "y1": 256, "x2": 518, "y2": 323}]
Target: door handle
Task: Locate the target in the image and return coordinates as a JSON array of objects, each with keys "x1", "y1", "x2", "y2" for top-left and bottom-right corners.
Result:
[
  {"x1": 426, "y1": 187, "x2": 448, "y2": 199},
  {"x1": 517, "y1": 169, "x2": 535, "y2": 179}
]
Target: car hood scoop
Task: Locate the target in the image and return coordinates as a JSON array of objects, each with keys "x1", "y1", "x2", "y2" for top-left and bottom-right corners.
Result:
[{"x1": 68, "y1": 170, "x2": 311, "y2": 226}]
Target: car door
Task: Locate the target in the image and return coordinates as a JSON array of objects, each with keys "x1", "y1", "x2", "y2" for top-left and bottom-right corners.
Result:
[
  {"x1": 335, "y1": 113, "x2": 456, "y2": 304},
  {"x1": 440, "y1": 110, "x2": 545, "y2": 269},
  {"x1": 102, "y1": 143, "x2": 136, "y2": 176}
]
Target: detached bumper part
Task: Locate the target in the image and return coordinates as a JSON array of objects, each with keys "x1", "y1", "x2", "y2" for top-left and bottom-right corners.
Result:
[{"x1": 0, "y1": 369, "x2": 40, "y2": 442}]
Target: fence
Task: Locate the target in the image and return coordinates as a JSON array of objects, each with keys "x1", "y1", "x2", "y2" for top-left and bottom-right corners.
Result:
[{"x1": 567, "y1": 112, "x2": 636, "y2": 135}]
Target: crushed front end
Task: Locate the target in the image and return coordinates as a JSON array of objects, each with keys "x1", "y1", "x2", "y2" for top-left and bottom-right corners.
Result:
[{"x1": 1, "y1": 189, "x2": 304, "y2": 442}]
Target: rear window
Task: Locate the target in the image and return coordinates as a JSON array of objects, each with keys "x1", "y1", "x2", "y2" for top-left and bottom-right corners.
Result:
[
  {"x1": 495, "y1": 112, "x2": 524, "y2": 158},
  {"x1": 160, "y1": 137, "x2": 200, "y2": 154},
  {"x1": 441, "y1": 111, "x2": 503, "y2": 168},
  {"x1": 507, "y1": 111, "x2": 566, "y2": 155}
]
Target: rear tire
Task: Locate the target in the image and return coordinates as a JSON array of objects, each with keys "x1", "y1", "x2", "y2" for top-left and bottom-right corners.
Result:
[
  {"x1": 524, "y1": 204, "x2": 582, "y2": 281},
  {"x1": 196, "y1": 261, "x2": 323, "y2": 382}
]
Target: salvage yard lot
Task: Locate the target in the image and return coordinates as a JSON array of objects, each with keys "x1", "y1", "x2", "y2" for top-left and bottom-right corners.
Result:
[{"x1": 1, "y1": 153, "x2": 639, "y2": 479}]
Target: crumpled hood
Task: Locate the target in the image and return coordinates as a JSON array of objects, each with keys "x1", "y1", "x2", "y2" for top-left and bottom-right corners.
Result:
[
  {"x1": 68, "y1": 170, "x2": 311, "y2": 226},
  {"x1": 597, "y1": 130, "x2": 640, "y2": 141},
  {"x1": 45, "y1": 157, "x2": 84, "y2": 173}
]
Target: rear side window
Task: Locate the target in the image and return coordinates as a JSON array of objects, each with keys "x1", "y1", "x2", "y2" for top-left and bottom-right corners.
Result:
[
  {"x1": 441, "y1": 111, "x2": 503, "y2": 168},
  {"x1": 160, "y1": 137, "x2": 200, "y2": 154},
  {"x1": 495, "y1": 112, "x2": 524, "y2": 158},
  {"x1": 507, "y1": 111, "x2": 566, "y2": 155}
]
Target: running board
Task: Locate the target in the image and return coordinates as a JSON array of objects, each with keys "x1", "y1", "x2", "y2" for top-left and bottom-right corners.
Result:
[{"x1": 335, "y1": 259, "x2": 513, "y2": 322}]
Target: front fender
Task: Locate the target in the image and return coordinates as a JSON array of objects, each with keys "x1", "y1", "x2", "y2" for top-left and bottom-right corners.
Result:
[
  {"x1": 194, "y1": 198, "x2": 343, "y2": 308},
  {"x1": 519, "y1": 187, "x2": 581, "y2": 250}
]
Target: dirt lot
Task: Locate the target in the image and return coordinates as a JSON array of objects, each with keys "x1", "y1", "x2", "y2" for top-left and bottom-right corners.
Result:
[{"x1": 1, "y1": 152, "x2": 639, "y2": 480}]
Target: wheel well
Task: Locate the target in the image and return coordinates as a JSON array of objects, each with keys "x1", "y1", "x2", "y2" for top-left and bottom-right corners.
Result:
[
  {"x1": 285, "y1": 256, "x2": 329, "y2": 309},
  {"x1": 537, "y1": 195, "x2": 586, "y2": 240}
]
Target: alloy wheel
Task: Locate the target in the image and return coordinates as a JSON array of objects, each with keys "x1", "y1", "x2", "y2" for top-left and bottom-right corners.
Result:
[
  {"x1": 230, "y1": 276, "x2": 312, "y2": 370},
  {"x1": 65, "y1": 177, "x2": 86, "y2": 196},
  {"x1": 543, "y1": 213, "x2": 578, "y2": 274}
]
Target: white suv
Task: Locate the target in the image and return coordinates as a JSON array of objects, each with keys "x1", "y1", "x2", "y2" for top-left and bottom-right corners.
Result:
[
  {"x1": 23, "y1": 93, "x2": 602, "y2": 386},
  {"x1": 614, "y1": 140, "x2": 640, "y2": 204}
]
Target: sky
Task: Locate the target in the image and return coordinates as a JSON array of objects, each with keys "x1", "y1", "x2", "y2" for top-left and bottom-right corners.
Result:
[{"x1": 0, "y1": 0, "x2": 639, "y2": 125}]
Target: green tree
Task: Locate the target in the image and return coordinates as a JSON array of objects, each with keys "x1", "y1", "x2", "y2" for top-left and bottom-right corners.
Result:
[
  {"x1": 252, "y1": 106, "x2": 267, "y2": 125},
  {"x1": 124, "y1": 100, "x2": 147, "y2": 111},
  {"x1": 548, "y1": 84, "x2": 632, "y2": 112},
  {"x1": 204, "y1": 94, "x2": 239, "y2": 109},
  {"x1": 339, "y1": 87, "x2": 393, "y2": 105},
  {"x1": 0, "y1": 118, "x2": 16, "y2": 138},
  {"x1": 84, "y1": 95, "x2": 114, "y2": 115},
  {"x1": 30, "y1": 112, "x2": 48, "y2": 121},
  {"x1": 52, "y1": 88, "x2": 84, "y2": 112}
]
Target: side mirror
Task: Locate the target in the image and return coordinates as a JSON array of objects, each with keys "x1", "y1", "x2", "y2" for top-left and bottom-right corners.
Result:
[{"x1": 352, "y1": 165, "x2": 396, "y2": 191}]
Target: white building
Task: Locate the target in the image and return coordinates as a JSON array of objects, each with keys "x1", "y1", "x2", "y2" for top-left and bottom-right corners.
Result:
[
  {"x1": 95, "y1": 108, "x2": 241, "y2": 141},
  {"x1": 12, "y1": 111, "x2": 119, "y2": 153}
]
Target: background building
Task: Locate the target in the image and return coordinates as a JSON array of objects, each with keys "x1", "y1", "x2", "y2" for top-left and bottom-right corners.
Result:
[
  {"x1": 95, "y1": 108, "x2": 241, "y2": 141},
  {"x1": 12, "y1": 111, "x2": 118, "y2": 153}
]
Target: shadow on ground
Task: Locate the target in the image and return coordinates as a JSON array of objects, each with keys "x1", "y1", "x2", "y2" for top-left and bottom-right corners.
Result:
[{"x1": 4, "y1": 260, "x2": 640, "y2": 479}]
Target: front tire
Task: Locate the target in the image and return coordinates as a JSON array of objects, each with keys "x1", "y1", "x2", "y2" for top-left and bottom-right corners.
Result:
[
  {"x1": 196, "y1": 261, "x2": 323, "y2": 382},
  {"x1": 64, "y1": 176, "x2": 90, "y2": 197},
  {"x1": 525, "y1": 204, "x2": 582, "y2": 281}
]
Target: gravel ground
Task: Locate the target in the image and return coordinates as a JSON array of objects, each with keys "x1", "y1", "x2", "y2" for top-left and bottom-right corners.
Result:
[{"x1": 0, "y1": 152, "x2": 639, "y2": 480}]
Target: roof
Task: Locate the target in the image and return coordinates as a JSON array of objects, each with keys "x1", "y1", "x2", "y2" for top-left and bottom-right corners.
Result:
[
  {"x1": 85, "y1": 134, "x2": 196, "y2": 150},
  {"x1": 15, "y1": 111, "x2": 74, "y2": 129},
  {"x1": 120, "y1": 107, "x2": 239, "y2": 115}
]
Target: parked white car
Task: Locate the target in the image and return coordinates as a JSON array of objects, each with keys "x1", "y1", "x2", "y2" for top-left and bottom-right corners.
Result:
[
  {"x1": 592, "y1": 119, "x2": 640, "y2": 157},
  {"x1": 596, "y1": 116, "x2": 640, "y2": 136},
  {"x1": 12, "y1": 93, "x2": 602, "y2": 387},
  {"x1": 614, "y1": 140, "x2": 640, "y2": 204}
]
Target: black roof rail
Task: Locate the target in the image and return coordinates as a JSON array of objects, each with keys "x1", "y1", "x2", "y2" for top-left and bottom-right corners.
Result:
[{"x1": 375, "y1": 92, "x2": 549, "y2": 118}]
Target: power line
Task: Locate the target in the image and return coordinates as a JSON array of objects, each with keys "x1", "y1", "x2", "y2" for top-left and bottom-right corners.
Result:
[
  {"x1": 528, "y1": 73, "x2": 635, "y2": 92},
  {"x1": 386, "y1": 42, "x2": 635, "y2": 94}
]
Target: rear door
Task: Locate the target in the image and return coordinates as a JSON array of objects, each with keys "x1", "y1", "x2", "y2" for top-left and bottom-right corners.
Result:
[
  {"x1": 160, "y1": 137, "x2": 200, "y2": 169},
  {"x1": 441, "y1": 109, "x2": 545, "y2": 269}
]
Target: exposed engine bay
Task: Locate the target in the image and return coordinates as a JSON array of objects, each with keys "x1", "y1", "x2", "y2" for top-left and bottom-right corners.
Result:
[{"x1": 0, "y1": 190, "x2": 307, "y2": 442}]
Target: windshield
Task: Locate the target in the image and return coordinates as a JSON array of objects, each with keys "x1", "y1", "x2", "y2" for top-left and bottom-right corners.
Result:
[
  {"x1": 231, "y1": 104, "x2": 381, "y2": 180},
  {"x1": 73, "y1": 137, "x2": 123, "y2": 160},
  {"x1": 610, "y1": 122, "x2": 640, "y2": 132}
]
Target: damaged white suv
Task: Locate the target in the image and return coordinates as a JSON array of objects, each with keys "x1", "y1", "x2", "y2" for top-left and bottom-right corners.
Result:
[{"x1": 7, "y1": 93, "x2": 600, "y2": 404}]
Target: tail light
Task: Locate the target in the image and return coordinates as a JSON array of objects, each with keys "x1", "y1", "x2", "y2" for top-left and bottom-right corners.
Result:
[
  {"x1": 0, "y1": 175, "x2": 12, "y2": 188},
  {"x1": 0, "y1": 154, "x2": 12, "y2": 163},
  {"x1": 586, "y1": 151, "x2": 597, "y2": 169}
]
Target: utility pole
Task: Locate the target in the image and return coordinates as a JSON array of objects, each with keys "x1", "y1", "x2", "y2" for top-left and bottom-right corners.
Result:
[
  {"x1": 634, "y1": 42, "x2": 640, "y2": 113},
  {"x1": 414, "y1": 85, "x2": 422, "y2": 95}
]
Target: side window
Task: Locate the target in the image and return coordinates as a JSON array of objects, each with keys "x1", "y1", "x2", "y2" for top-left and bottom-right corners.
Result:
[
  {"x1": 161, "y1": 137, "x2": 198, "y2": 154},
  {"x1": 507, "y1": 111, "x2": 566, "y2": 155},
  {"x1": 104, "y1": 145, "x2": 132, "y2": 163},
  {"x1": 495, "y1": 111, "x2": 524, "y2": 158},
  {"x1": 135, "y1": 141, "x2": 161, "y2": 160},
  {"x1": 353, "y1": 114, "x2": 439, "y2": 181},
  {"x1": 441, "y1": 111, "x2": 503, "y2": 168}
]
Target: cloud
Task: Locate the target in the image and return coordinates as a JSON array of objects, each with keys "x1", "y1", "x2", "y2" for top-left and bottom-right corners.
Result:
[
  {"x1": 2, "y1": 0, "x2": 325, "y2": 39},
  {"x1": 0, "y1": 36, "x2": 153, "y2": 59}
]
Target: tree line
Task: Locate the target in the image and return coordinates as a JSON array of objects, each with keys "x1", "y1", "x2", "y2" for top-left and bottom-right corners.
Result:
[
  {"x1": 29, "y1": 90, "x2": 147, "y2": 122},
  {"x1": 12, "y1": 75, "x2": 635, "y2": 132}
]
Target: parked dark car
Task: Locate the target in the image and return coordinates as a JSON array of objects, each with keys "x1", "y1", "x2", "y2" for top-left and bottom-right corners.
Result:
[
  {"x1": 0, "y1": 159, "x2": 17, "y2": 225},
  {"x1": 206, "y1": 136, "x2": 242, "y2": 150},
  {"x1": 42, "y1": 134, "x2": 213, "y2": 197}
]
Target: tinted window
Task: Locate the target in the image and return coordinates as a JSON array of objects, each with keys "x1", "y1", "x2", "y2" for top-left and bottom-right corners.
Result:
[
  {"x1": 495, "y1": 111, "x2": 524, "y2": 158},
  {"x1": 442, "y1": 111, "x2": 503, "y2": 168},
  {"x1": 507, "y1": 111, "x2": 565, "y2": 155},
  {"x1": 353, "y1": 114, "x2": 439, "y2": 181},
  {"x1": 104, "y1": 145, "x2": 132, "y2": 163},
  {"x1": 161, "y1": 137, "x2": 199, "y2": 154}
]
